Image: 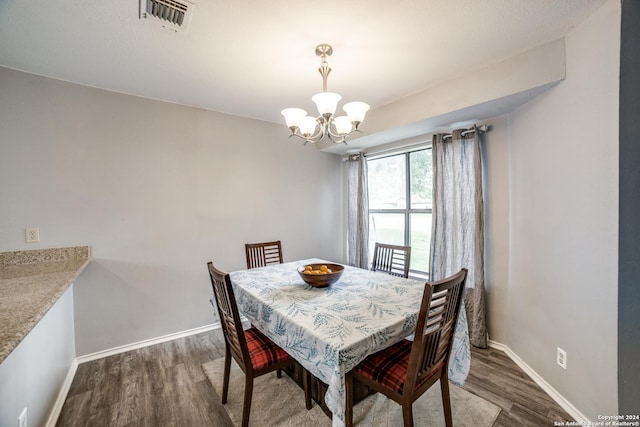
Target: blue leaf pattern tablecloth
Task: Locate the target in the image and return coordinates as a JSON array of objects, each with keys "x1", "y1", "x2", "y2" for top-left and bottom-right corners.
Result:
[{"x1": 229, "y1": 259, "x2": 470, "y2": 426}]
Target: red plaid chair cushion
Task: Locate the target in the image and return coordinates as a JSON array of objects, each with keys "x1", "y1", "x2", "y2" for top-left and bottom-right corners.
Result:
[
  {"x1": 244, "y1": 327, "x2": 291, "y2": 371},
  {"x1": 354, "y1": 339, "x2": 444, "y2": 394}
]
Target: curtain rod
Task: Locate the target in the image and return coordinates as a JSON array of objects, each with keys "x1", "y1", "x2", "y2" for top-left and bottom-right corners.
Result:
[
  {"x1": 343, "y1": 124, "x2": 491, "y2": 161},
  {"x1": 355, "y1": 139, "x2": 430, "y2": 160},
  {"x1": 442, "y1": 124, "x2": 490, "y2": 140}
]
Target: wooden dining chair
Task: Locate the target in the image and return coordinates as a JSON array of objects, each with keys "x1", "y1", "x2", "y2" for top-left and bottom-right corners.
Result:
[
  {"x1": 345, "y1": 268, "x2": 468, "y2": 427},
  {"x1": 207, "y1": 262, "x2": 311, "y2": 427},
  {"x1": 371, "y1": 242, "x2": 412, "y2": 278},
  {"x1": 245, "y1": 240, "x2": 283, "y2": 269}
]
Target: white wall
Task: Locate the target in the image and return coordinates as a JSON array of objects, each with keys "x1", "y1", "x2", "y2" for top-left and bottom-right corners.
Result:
[
  {"x1": 0, "y1": 286, "x2": 75, "y2": 427},
  {"x1": 354, "y1": 39, "x2": 566, "y2": 148},
  {"x1": 0, "y1": 67, "x2": 344, "y2": 356},
  {"x1": 507, "y1": 0, "x2": 619, "y2": 418}
]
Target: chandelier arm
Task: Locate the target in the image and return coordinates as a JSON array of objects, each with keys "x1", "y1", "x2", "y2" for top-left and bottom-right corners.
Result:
[
  {"x1": 288, "y1": 119, "x2": 327, "y2": 144},
  {"x1": 305, "y1": 130, "x2": 325, "y2": 144},
  {"x1": 306, "y1": 117, "x2": 328, "y2": 143},
  {"x1": 326, "y1": 124, "x2": 363, "y2": 144},
  {"x1": 288, "y1": 118, "x2": 362, "y2": 145},
  {"x1": 289, "y1": 132, "x2": 320, "y2": 145},
  {"x1": 326, "y1": 127, "x2": 346, "y2": 144}
]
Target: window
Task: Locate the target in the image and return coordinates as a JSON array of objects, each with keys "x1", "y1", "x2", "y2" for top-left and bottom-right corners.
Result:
[{"x1": 367, "y1": 148, "x2": 432, "y2": 276}]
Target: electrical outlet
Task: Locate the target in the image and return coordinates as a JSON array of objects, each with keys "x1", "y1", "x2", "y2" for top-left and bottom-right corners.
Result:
[
  {"x1": 25, "y1": 227, "x2": 39, "y2": 243},
  {"x1": 557, "y1": 347, "x2": 567, "y2": 369},
  {"x1": 18, "y1": 407, "x2": 27, "y2": 427}
]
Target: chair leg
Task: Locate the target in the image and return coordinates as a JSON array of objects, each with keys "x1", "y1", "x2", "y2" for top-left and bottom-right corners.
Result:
[
  {"x1": 242, "y1": 375, "x2": 254, "y2": 427},
  {"x1": 440, "y1": 376, "x2": 453, "y2": 427},
  {"x1": 277, "y1": 368, "x2": 282, "y2": 378},
  {"x1": 402, "y1": 401, "x2": 414, "y2": 427},
  {"x1": 222, "y1": 345, "x2": 231, "y2": 404},
  {"x1": 303, "y1": 368, "x2": 312, "y2": 410},
  {"x1": 345, "y1": 373, "x2": 354, "y2": 427}
]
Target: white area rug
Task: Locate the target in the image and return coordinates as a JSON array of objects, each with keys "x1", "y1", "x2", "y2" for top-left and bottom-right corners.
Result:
[{"x1": 202, "y1": 358, "x2": 500, "y2": 427}]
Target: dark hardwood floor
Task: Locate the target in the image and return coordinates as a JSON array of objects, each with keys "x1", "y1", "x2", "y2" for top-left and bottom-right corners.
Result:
[
  {"x1": 463, "y1": 346, "x2": 572, "y2": 426},
  {"x1": 56, "y1": 330, "x2": 573, "y2": 426}
]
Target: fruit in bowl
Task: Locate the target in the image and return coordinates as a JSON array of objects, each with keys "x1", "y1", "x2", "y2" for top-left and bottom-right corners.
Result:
[{"x1": 297, "y1": 263, "x2": 344, "y2": 288}]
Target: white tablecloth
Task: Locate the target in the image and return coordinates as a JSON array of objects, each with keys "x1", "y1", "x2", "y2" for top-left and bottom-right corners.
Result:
[{"x1": 230, "y1": 259, "x2": 470, "y2": 426}]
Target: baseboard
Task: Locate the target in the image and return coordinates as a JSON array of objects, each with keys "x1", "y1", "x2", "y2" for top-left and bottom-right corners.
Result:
[
  {"x1": 76, "y1": 323, "x2": 222, "y2": 364},
  {"x1": 488, "y1": 340, "x2": 589, "y2": 424},
  {"x1": 45, "y1": 358, "x2": 78, "y2": 427}
]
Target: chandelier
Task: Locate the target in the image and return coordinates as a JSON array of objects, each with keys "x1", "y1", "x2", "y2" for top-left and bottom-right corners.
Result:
[{"x1": 281, "y1": 44, "x2": 370, "y2": 145}]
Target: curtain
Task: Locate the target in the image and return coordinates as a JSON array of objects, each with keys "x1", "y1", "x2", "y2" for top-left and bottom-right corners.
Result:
[
  {"x1": 347, "y1": 154, "x2": 369, "y2": 269},
  {"x1": 430, "y1": 127, "x2": 488, "y2": 348}
]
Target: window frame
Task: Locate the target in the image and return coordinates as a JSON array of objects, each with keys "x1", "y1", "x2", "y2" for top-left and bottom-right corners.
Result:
[{"x1": 367, "y1": 146, "x2": 432, "y2": 277}]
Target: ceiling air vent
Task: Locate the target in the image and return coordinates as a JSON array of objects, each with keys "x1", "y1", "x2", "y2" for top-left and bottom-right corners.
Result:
[{"x1": 140, "y1": 0, "x2": 194, "y2": 32}]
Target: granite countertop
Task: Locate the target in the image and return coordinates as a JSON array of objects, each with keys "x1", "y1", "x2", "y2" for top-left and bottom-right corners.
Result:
[{"x1": 0, "y1": 246, "x2": 91, "y2": 364}]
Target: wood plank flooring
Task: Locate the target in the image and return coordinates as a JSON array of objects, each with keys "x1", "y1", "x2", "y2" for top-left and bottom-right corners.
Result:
[
  {"x1": 463, "y1": 346, "x2": 572, "y2": 426},
  {"x1": 56, "y1": 330, "x2": 573, "y2": 426}
]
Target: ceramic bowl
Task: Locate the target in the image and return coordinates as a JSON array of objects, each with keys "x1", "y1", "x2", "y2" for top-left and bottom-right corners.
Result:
[{"x1": 297, "y1": 263, "x2": 344, "y2": 288}]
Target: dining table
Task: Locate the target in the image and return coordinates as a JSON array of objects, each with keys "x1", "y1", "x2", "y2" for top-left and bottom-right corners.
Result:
[{"x1": 229, "y1": 258, "x2": 471, "y2": 427}]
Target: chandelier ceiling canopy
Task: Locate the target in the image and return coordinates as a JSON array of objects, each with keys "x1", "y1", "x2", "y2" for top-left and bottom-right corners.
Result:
[{"x1": 281, "y1": 44, "x2": 370, "y2": 145}]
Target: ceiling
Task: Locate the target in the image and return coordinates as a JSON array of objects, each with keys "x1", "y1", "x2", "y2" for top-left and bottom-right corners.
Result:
[{"x1": 0, "y1": 0, "x2": 606, "y2": 129}]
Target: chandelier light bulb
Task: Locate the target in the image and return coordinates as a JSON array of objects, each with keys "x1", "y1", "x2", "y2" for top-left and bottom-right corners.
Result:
[
  {"x1": 281, "y1": 108, "x2": 307, "y2": 130},
  {"x1": 333, "y1": 116, "x2": 353, "y2": 135},
  {"x1": 299, "y1": 116, "x2": 318, "y2": 137},
  {"x1": 312, "y1": 92, "x2": 341, "y2": 117},
  {"x1": 343, "y1": 102, "x2": 370, "y2": 126}
]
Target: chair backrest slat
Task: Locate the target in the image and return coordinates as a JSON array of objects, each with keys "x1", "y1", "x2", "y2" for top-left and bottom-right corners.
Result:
[
  {"x1": 245, "y1": 241, "x2": 283, "y2": 269},
  {"x1": 404, "y1": 268, "x2": 467, "y2": 394},
  {"x1": 371, "y1": 242, "x2": 411, "y2": 278},
  {"x1": 207, "y1": 262, "x2": 251, "y2": 372}
]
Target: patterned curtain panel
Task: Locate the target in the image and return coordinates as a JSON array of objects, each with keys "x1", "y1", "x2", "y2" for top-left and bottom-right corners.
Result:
[
  {"x1": 430, "y1": 127, "x2": 488, "y2": 348},
  {"x1": 347, "y1": 154, "x2": 370, "y2": 269}
]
